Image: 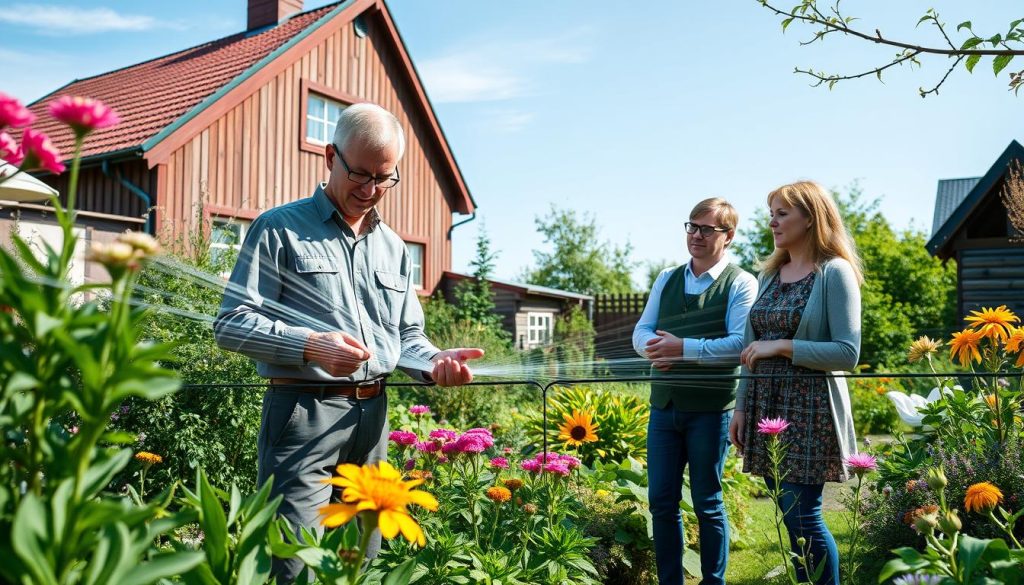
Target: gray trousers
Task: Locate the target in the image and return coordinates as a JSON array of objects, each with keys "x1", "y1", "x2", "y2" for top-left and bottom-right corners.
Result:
[{"x1": 257, "y1": 387, "x2": 389, "y2": 583}]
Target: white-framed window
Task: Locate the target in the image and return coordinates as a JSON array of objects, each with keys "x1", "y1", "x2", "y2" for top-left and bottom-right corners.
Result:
[
  {"x1": 306, "y1": 94, "x2": 346, "y2": 145},
  {"x1": 210, "y1": 218, "x2": 249, "y2": 270},
  {"x1": 406, "y1": 242, "x2": 424, "y2": 289},
  {"x1": 527, "y1": 312, "x2": 554, "y2": 347}
]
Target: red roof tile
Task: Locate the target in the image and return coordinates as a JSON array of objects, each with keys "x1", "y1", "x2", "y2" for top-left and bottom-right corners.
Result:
[{"x1": 14, "y1": 2, "x2": 341, "y2": 161}]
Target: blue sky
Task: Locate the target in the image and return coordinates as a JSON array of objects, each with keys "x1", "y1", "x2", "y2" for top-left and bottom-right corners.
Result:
[{"x1": 3, "y1": 1, "x2": 1021, "y2": 286}]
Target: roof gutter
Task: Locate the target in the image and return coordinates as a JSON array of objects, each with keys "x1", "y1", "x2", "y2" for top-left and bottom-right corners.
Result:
[
  {"x1": 101, "y1": 160, "x2": 153, "y2": 234},
  {"x1": 447, "y1": 210, "x2": 476, "y2": 241}
]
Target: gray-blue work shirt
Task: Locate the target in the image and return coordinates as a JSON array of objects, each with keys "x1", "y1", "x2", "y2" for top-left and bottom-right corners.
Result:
[{"x1": 213, "y1": 184, "x2": 439, "y2": 381}]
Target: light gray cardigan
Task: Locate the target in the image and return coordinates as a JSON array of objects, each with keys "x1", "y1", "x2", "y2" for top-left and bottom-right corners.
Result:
[{"x1": 735, "y1": 257, "x2": 862, "y2": 482}]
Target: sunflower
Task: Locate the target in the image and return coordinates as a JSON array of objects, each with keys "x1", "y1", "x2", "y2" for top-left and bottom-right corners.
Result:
[
  {"x1": 964, "y1": 482, "x2": 1003, "y2": 514},
  {"x1": 907, "y1": 336, "x2": 940, "y2": 364},
  {"x1": 557, "y1": 410, "x2": 599, "y2": 447},
  {"x1": 964, "y1": 305, "x2": 1019, "y2": 342},
  {"x1": 949, "y1": 328, "x2": 984, "y2": 366},
  {"x1": 320, "y1": 461, "x2": 438, "y2": 546},
  {"x1": 1005, "y1": 326, "x2": 1024, "y2": 368},
  {"x1": 134, "y1": 451, "x2": 163, "y2": 465}
]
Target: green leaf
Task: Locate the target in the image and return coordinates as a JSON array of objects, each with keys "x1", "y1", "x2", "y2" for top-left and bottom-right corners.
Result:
[
  {"x1": 957, "y1": 20, "x2": 973, "y2": 32},
  {"x1": 197, "y1": 469, "x2": 230, "y2": 580},
  {"x1": 227, "y1": 483, "x2": 242, "y2": 528},
  {"x1": 6, "y1": 371, "x2": 40, "y2": 393},
  {"x1": 120, "y1": 552, "x2": 205, "y2": 585},
  {"x1": 781, "y1": 17, "x2": 794, "y2": 32},
  {"x1": 960, "y1": 37, "x2": 983, "y2": 51},
  {"x1": 966, "y1": 54, "x2": 983, "y2": 73},
  {"x1": 989, "y1": 33, "x2": 1004, "y2": 45},
  {"x1": 12, "y1": 493, "x2": 58, "y2": 585},
  {"x1": 994, "y1": 54, "x2": 1014, "y2": 76},
  {"x1": 82, "y1": 448, "x2": 132, "y2": 499},
  {"x1": 958, "y1": 535, "x2": 996, "y2": 580},
  {"x1": 682, "y1": 547, "x2": 702, "y2": 577}
]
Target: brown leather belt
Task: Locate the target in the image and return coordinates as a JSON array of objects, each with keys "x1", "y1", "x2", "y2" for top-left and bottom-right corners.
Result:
[{"x1": 269, "y1": 377, "x2": 386, "y2": 400}]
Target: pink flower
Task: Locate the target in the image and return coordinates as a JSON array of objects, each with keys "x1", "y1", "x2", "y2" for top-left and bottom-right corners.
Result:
[
  {"x1": 414, "y1": 440, "x2": 439, "y2": 453},
  {"x1": 454, "y1": 433, "x2": 488, "y2": 454},
  {"x1": 388, "y1": 430, "x2": 417, "y2": 446},
  {"x1": 408, "y1": 404, "x2": 430, "y2": 416},
  {"x1": 437, "y1": 455, "x2": 449, "y2": 464},
  {"x1": 503, "y1": 447, "x2": 513, "y2": 455},
  {"x1": 0, "y1": 132, "x2": 23, "y2": 165},
  {"x1": 0, "y1": 93, "x2": 34, "y2": 130},
  {"x1": 535, "y1": 452, "x2": 562, "y2": 463},
  {"x1": 69, "y1": 426, "x2": 79, "y2": 435},
  {"x1": 845, "y1": 453, "x2": 879, "y2": 477},
  {"x1": 757, "y1": 417, "x2": 791, "y2": 436},
  {"x1": 462, "y1": 428, "x2": 494, "y2": 448},
  {"x1": 520, "y1": 459, "x2": 541, "y2": 473},
  {"x1": 48, "y1": 96, "x2": 119, "y2": 137},
  {"x1": 441, "y1": 441, "x2": 459, "y2": 454},
  {"x1": 558, "y1": 454, "x2": 581, "y2": 470},
  {"x1": 429, "y1": 429, "x2": 457, "y2": 443},
  {"x1": 20, "y1": 129, "x2": 65, "y2": 175},
  {"x1": 490, "y1": 457, "x2": 509, "y2": 469},
  {"x1": 543, "y1": 462, "x2": 571, "y2": 476}
]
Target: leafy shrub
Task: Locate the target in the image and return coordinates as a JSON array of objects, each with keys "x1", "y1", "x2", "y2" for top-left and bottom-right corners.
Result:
[{"x1": 848, "y1": 375, "x2": 900, "y2": 435}]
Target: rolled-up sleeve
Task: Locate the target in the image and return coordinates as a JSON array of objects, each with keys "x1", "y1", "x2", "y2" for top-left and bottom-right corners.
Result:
[{"x1": 213, "y1": 215, "x2": 314, "y2": 366}]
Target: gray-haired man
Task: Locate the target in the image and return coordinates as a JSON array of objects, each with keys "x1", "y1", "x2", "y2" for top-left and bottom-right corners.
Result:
[{"x1": 214, "y1": 103, "x2": 482, "y2": 582}]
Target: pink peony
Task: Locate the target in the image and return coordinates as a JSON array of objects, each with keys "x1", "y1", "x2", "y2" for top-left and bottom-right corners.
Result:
[
  {"x1": 490, "y1": 457, "x2": 509, "y2": 469},
  {"x1": 414, "y1": 440, "x2": 439, "y2": 453},
  {"x1": 845, "y1": 453, "x2": 879, "y2": 476},
  {"x1": 520, "y1": 459, "x2": 541, "y2": 473},
  {"x1": 48, "y1": 96, "x2": 119, "y2": 137},
  {"x1": 388, "y1": 430, "x2": 418, "y2": 446},
  {"x1": 0, "y1": 93, "x2": 34, "y2": 129},
  {"x1": 19, "y1": 129, "x2": 64, "y2": 174},
  {"x1": 408, "y1": 404, "x2": 430, "y2": 416},
  {"x1": 0, "y1": 132, "x2": 22, "y2": 165},
  {"x1": 757, "y1": 417, "x2": 791, "y2": 436}
]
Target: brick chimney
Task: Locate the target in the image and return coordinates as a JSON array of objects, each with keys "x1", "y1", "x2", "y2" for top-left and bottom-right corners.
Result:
[{"x1": 248, "y1": 0, "x2": 304, "y2": 31}]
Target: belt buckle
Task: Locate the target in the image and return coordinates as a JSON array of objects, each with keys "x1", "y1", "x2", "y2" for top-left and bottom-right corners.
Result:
[{"x1": 355, "y1": 379, "x2": 377, "y2": 400}]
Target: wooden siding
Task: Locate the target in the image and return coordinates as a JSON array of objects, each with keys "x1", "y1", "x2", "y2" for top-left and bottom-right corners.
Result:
[
  {"x1": 38, "y1": 159, "x2": 153, "y2": 221},
  {"x1": 157, "y1": 15, "x2": 455, "y2": 292},
  {"x1": 956, "y1": 246, "x2": 1024, "y2": 319}
]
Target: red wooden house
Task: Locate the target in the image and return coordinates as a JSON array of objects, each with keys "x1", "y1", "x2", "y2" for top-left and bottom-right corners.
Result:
[{"x1": 3, "y1": 0, "x2": 475, "y2": 293}]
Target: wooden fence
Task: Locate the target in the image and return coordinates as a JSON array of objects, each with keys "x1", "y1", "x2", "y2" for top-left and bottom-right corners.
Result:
[{"x1": 592, "y1": 293, "x2": 648, "y2": 376}]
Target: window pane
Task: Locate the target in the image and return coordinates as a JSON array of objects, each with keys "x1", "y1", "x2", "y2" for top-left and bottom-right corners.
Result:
[
  {"x1": 307, "y1": 118, "x2": 324, "y2": 143},
  {"x1": 406, "y1": 242, "x2": 424, "y2": 289},
  {"x1": 211, "y1": 221, "x2": 241, "y2": 245},
  {"x1": 308, "y1": 95, "x2": 325, "y2": 119},
  {"x1": 328, "y1": 103, "x2": 345, "y2": 123}
]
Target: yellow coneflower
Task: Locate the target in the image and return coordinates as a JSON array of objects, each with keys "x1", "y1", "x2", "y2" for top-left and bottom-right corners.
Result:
[
  {"x1": 557, "y1": 410, "x2": 599, "y2": 447},
  {"x1": 949, "y1": 328, "x2": 984, "y2": 366},
  {"x1": 907, "y1": 336, "x2": 940, "y2": 363},
  {"x1": 319, "y1": 461, "x2": 438, "y2": 546},
  {"x1": 964, "y1": 305, "x2": 1019, "y2": 343},
  {"x1": 1005, "y1": 326, "x2": 1024, "y2": 368},
  {"x1": 964, "y1": 482, "x2": 1003, "y2": 514},
  {"x1": 485, "y1": 486, "x2": 512, "y2": 503},
  {"x1": 134, "y1": 451, "x2": 163, "y2": 465}
]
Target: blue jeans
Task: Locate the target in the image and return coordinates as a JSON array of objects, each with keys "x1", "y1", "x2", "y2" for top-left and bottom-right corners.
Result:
[
  {"x1": 762, "y1": 478, "x2": 840, "y2": 585},
  {"x1": 647, "y1": 407, "x2": 732, "y2": 585}
]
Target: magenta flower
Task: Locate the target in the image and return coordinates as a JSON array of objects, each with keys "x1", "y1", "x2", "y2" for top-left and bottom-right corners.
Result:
[
  {"x1": 19, "y1": 129, "x2": 65, "y2": 174},
  {"x1": 414, "y1": 440, "x2": 439, "y2": 453},
  {"x1": 0, "y1": 93, "x2": 35, "y2": 130},
  {"x1": 0, "y1": 132, "x2": 23, "y2": 166},
  {"x1": 558, "y1": 454, "x2": 581, "y2": 470},
  {"x1": 520, "y1": 459, "x2": 541, "y2": 473},
  {"x1": 441, "y1": 441, "x2": 459, "y2": 454},
  {"x1": 543, "y1": 462, "x2": 571, "y2": 476},
  {"x1": 404, "y1": 458, "x2": 415, "y2": 471},
  {"x1": 408, "y1": 404, "x2": 430, "y2": 416},
  {"x1": 845, "y1": 453, "x2": 878, "y2": 477},
  {"x1": 454, "y1": 433, "x2": 488, "y2": 453},
  {"x1": 490, "y1": 457, "x2": 509, "y2": 469},
  {"x1": 757, "y1": 417, "x2": 791, "y2": 436},
  {"x1": 437, "y1": 455, "x2": 449, "y2": 464},
  {"x1": 48, "y1": 96, "x2": 120, "y2": 138},
  {"x1": 429, "y1": 429, "x2": 457, "y2": 443},
  {"x1": 502, "y1": 447, "x2": 513, "y2": 455},
  {"x1": 388, "y1": 430, "x2": 417, "y2": 446}
]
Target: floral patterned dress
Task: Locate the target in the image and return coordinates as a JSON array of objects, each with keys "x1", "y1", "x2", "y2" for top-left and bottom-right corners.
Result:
[{"x1": 741, "y1": 272, "x2": 843, "y2": 484}]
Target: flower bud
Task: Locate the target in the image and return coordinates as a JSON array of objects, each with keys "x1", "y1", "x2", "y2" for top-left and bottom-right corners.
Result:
[
  {"x1": 796, "y1": 537, "x2": 806, "y2": 549},
  {"x1": 938, "y1": 510, "x2": 962, "y2": 534},
  {"x1": 523, "y1": 503, "x2": 538, "y2": 515},
  {"x1": 926, "y1": 467, "x2": 947, "y2": 491},
  {"x1": 914, "y1": 513, "x2": 938, "y2": 534}
]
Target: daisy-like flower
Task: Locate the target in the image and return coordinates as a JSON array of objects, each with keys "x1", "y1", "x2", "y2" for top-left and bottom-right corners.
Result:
[
  {"x1": 844, "y1": 453, "x2": 878, "y2": 477},
  {"x1": 907, "y1": 336, "x2": 940, "y2": 364},
  {"x1": 557, "y1": 410, "x2": 599, "y2": 447},
  {"x1": 1005, "y1": 326, "x2": 1024, "y2": 368},
  {"x1": 388, "y1": 430, "x2": 417, "y2": 447},
  {"x1": 964, "y1": 482, "x2": 1003, "y2": 514},
  {"x1": 0, "y1": 92, "x2": 35, "y2": 129},
  {"x1": 892, "y1": 573, "x2": 944, "y2": 585},
  {"x1": 757, "y1": 417, "x2": 791, "y2": 435},
  {"x1": 0, "y1": 132, "x2": 22, "y2": 166},
  {"x1": 320, "y1": 461, "x2": 438, "y2": 546},
  {"x1": 949, "y1": 327, "x2": 984, "y2": 367},
  {"x1": 964, "y1": 305, "x2": 1019, "y2": 343},
  {"x1": 520, "y1": 459, "x2": 541, "y2": 473},
  {"x1": 49, "y1": 96, "x2": 120, "y2": 138},
  {"x1": 485, "y1": 486, "x2": 512, "y2": 503},
  {"x1": 19, "y1": 129, "x2": 65, "y2": 175},
  {"x1": 134, "y1": 451, "x2": 163, "y2": 465}
]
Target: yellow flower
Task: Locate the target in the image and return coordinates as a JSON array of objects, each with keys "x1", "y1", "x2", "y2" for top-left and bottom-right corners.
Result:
[
  {"x1": 502, "y1": 478, "x2": 524, "y2": 491},
  {"x1": 486, "y1": 486, "x2": 512, "y2": 503},
  {"x1": 320, "y1": 461, "x2": 438, "y2": 546},
  {"x1": 964, "y1": 482, "x2": 1003, "y2": 514},
  {"x1": 907, "y1": 336, "x2": 940, "y2": 363},
  {"x1": 557, "y1": 410, "x2": 599, "y2": 447},
  {"x1": 1005, "y1": 326, "x2": 1024, "y2": 368},
  {"x1": 134, "y1": 451, "x2": 163, "y2": 465},
  {"x1": 984, "y1": 393, "x2": 998, "y2": 411},
  {"x1": 964, "y1": 305, "x2": 1019, "y2": 343},
  {"x1": 949, "y1": 328, "x2": 984, "y2": 366}
]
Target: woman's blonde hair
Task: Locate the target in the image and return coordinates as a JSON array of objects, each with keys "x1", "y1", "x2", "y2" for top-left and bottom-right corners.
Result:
[{"x1": 759, "y1": 181, "x2": 864, "y2": 284}]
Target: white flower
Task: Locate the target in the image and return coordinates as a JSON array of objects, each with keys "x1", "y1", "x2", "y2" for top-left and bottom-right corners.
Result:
[{"x1": 885, "y1": 386, "x2": 962, "y2": 427}]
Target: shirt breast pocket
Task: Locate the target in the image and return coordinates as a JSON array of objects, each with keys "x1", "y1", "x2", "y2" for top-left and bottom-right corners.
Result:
[
  {"x1": 374, "y1": 269, "x2": 407, "y2": 326},
  {"x1": 294, "y1": 256, "x2": 342, "y2": 314}
]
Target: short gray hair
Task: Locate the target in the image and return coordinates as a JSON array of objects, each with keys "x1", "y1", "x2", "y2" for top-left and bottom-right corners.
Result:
[{"x1": 332, "y1": 103, "x2": 405, "y2": 158}]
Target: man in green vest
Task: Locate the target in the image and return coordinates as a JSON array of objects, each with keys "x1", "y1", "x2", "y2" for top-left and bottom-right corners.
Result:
[{"x1": 633, "y1": 198, "x2": 757, "y2": 585}]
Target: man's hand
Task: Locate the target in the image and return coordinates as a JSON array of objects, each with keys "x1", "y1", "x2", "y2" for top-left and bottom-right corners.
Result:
[
  {"x1": 304, "y1": 331, "x2": 372, "y2": 377},
  {"x1": 431, "y1": 348, "x2": 485, "y2": 387},
  {"x1": 645, "y1": 330, "x2": 684, "y2": 364},
  {"x1": 729, "y1": 410, "x2": 746, "y2": 456}
]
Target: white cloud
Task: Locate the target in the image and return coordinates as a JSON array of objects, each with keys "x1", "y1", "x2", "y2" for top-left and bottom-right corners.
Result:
[
  {"x1": 0, "y1": 5, "x2": 158, "y2": 35},
  {"x1": 486, "y1": 109, "x2": 535, "y2": 133}
]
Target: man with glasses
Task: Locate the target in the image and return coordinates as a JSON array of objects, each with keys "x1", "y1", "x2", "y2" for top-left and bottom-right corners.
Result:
[
  {"x1": 214, "y1": 103, "x2": 483, "y2": 583},
  {"x1": 632, "y1": 198, "x2": 757, "y2": 585}
]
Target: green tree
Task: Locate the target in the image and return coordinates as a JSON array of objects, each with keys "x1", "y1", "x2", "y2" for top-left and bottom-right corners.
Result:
[
  {"x1": 644, "y1": 258, "x2": 675, "y2": 290},
  {"x1": 524, "y1": 205, "x2": 637, "y2": 295},
  {"x1": 733, "y1": 185, "x2": 957, "y2": 369},
  {"x1": 453, "y1": 223, "x2": 503, "y2": 330}
]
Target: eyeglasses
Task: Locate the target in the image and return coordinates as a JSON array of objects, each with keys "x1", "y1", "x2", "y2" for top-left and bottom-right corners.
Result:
[
  {"x1": 684, "y1": 222, "x2": 730, "y2": 236},
  {"x1": 332, "y1": 144, "x2": 401, "y2": 189}
]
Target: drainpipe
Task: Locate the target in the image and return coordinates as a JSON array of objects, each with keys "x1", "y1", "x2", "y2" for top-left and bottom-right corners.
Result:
[
  {"x1": 447, "y1": 210, "x2": 476, "y2": 240},
  {"x1": 101, "y1": 160, "x2": 153, "y2": 234}
]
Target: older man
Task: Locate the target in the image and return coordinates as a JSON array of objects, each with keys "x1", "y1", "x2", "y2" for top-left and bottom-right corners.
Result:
[
  {"x1": 633, "y1": 198, "x2": 757, "y2": 585},
  {"x1": 214, "y1": 103, "x2": 482, "y2": 582}
]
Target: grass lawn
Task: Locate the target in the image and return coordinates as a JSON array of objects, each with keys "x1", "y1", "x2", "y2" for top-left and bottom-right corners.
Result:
[{"x1": 724, "y1": 496, "x2": 887, "y2": 585}]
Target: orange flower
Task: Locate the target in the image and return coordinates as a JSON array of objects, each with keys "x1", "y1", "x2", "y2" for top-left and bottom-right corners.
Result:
[
  {"x1": 964, "y1": 482, "x2": 1003, "y2": 514},
  {"x1": 486, "y1": 486, "x2": 512, "y2": 503},
  {"x1": 949, "y1": 328, "x2": 984, "y2": 366},
  {"x1": 502, "y1": 478, "x2": 524, "y2": 491},
  {"x1": 964, "y1": 306, "x2": 1019, "y2": 342},
  {"x1": 134, "y1": 451, "x2": 163, "y2": 465},
  {"x1": 1005, "y1": 326, "x2": 1024, "y2": 368}
]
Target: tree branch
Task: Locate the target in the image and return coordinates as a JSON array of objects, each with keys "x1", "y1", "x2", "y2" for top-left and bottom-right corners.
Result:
[{"x1": 919, "y1": 55, "x2": 966, "y2": 97}]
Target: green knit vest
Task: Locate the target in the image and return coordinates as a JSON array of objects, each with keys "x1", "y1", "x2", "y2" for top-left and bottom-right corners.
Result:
[{"x1": 649, "y1": 263, "x2": 741, "y2": 412}]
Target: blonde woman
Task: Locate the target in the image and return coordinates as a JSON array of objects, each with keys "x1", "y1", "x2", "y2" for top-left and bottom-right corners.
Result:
[{"x1": 728, "y1": 181, "x2": 863, "y2": 585}]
